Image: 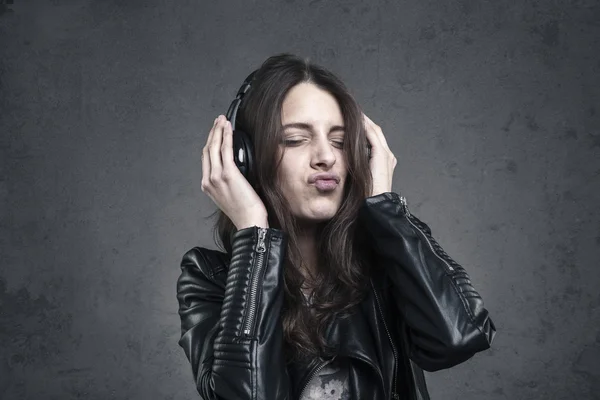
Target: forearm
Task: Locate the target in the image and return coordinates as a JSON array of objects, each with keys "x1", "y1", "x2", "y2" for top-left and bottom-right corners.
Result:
[
  {"x1": 210, "y1": 225, "x2": 290, "y2": 399},
  {"x1": 358, "y1": 192, "x2": 496, "y2": 371}
]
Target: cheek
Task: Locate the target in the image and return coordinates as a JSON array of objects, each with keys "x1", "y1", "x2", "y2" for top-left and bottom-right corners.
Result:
[
  {"x1": 279, "y1": 155, "x2": 302, "y2": 181},
  {"x1": 276, "y1": 163, "x2": 298, "y2": 191}
]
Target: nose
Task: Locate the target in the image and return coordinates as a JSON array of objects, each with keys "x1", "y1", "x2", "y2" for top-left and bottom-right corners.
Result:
[{"x1": 310, "y1": 136, "x2": 337, "y2": 169}]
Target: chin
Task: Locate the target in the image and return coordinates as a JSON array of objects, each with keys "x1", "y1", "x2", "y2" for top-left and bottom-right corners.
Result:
[
  {"x1": 311, "y1": 214, "x2": 336, "y2": 222},
  {"x1": 301, "y1": 208, "x2": 339, "y2": 222},
  {"x1": 289, "y1": 194, "x2": 343, "y2": 222}
]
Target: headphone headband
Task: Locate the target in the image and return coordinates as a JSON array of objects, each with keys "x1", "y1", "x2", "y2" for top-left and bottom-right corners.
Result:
[{"x1": 226, "y1": 70, "x2": 258, "y2": 130}]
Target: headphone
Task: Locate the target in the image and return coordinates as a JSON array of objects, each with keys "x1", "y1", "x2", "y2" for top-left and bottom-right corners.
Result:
[
  {"x1": 226, "y1": 70, "x2": 371, "y2": 188},
  {"x1": 226, "y1": 70, "x2": 259, "y2": 188}
]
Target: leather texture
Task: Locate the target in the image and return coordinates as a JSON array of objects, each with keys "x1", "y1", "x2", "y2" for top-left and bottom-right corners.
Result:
[{"x1": 176, "y1": 191, "x2": 496, "y2": 399}]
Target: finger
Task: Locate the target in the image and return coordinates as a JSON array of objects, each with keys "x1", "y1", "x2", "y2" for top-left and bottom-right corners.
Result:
[
  {"x1": 204, "y1": 116, "x2": 219, "y2": 160},
  {"x1": 206, "y1": 115, "x2": 220, "y2": 150},
  {"x1": 221, "y1": 119, "x2": 236, "y2": 173},
  {"x1": 363, "y1": 114, "x2": 386, "y2": 146},
  {"x1": 363, "y1": 113, "x2": 391, "y2": 151},
  {"x1": 362, "y1": 113, "x2": 382, "y2": 148},
  {"x1": 201, "y1": 144, "x2": 211, "y2": 191},
  {"x1": 209, "y1": 116, "x2": 225, "y2": 183},
  {"x1": 202, "y1": 117, "x2": 219, "y2": 191}
]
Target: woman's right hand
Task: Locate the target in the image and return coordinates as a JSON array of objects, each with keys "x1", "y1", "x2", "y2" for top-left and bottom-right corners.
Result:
[{"x1": 201, "y1": 115, "x2": 269, "y2": 230}]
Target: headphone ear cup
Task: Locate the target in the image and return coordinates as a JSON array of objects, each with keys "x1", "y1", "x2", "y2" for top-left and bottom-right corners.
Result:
[{"x1": 232, "y1": 128, "x2": 256, "y2": 186}]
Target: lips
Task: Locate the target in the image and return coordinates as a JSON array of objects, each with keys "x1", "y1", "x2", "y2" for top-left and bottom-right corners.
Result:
[
  {"x1": 308, "y1": 173, "x2": 340, "y2": 184},
  {"x1": 308, "y1": 173, "x2": 340, "y2": 192},
  {"x1": 314, "y1": 179, "x2": 338, "y2": 191}
]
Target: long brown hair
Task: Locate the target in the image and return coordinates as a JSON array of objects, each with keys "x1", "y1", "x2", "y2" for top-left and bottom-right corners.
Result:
[{"x1": 210, "y1": 53, "x2": 374, "y2": 364}]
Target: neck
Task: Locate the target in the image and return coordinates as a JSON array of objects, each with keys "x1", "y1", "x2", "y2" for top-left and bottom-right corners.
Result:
[{"x1": 295, "y1": 221, "x2": 322, "y2": 282}]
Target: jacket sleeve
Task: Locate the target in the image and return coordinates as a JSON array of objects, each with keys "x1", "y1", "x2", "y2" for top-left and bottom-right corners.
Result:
[
  {"x1": 176, "y1": 225, "x2": 291, "y2": 399},
  {"x1": 357, "y1": 192, "x2": 496, "y2": 372}
]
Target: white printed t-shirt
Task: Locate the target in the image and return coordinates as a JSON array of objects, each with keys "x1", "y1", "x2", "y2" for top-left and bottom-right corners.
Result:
[{"x1": 299, "y1": 288, "x2": 351, "y2": 400}]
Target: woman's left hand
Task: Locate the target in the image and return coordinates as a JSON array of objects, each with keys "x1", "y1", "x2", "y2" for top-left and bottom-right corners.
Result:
[{"x1": 363, "y1": 112, "x2": 397, "y2": 197}]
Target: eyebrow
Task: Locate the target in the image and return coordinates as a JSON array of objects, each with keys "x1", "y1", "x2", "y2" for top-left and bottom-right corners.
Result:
[{"x1": 281, "y1": 122, "x2": 345, "y2": 133}]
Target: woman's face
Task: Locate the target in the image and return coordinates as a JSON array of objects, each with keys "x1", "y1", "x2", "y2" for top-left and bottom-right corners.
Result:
[{"x1": 277, "y1": 82, "x2": 347, "y2": 226}]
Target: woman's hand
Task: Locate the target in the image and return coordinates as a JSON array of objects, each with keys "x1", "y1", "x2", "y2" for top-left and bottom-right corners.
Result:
[
  {"x1": 363, "y1": 113, "x2": 397, "y2": 197},
  {"x1": 201, "y1": 115, "x2": 269, "y2": 230}
]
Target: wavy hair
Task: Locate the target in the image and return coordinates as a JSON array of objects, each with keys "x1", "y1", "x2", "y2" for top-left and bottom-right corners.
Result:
[{"x1": 210, "y1": 53, "x2": 374, "y2": 364}]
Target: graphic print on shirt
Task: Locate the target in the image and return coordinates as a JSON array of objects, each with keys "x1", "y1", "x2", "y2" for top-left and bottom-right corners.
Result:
[
  {"x1": 300, "y1": 359, "x2": 351, "y2": 400},
  {"x1": 299, "y1": 289, "x2": 351, "y2": 399}
]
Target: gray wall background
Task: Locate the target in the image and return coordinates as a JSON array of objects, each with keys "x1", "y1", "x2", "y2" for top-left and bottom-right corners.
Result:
[{"x1": 1, "y1": 0, "x2": 599, "y2": 399}]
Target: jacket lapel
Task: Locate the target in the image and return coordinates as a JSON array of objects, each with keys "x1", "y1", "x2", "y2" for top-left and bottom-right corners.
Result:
[{"x1": 327, "y1": 303, "x2": 380, "y2": 366}]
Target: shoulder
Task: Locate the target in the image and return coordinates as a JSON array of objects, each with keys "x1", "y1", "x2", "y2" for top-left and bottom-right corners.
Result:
[
  {"x1": 176, "y1": 247, "x2": 231, "y2": 334},
  {"x1": 179, "y1": 246, "x2": 231, "y2": 281}
]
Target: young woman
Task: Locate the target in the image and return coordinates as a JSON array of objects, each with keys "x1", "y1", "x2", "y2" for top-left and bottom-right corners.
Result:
[{"x1": 176, "y1": 53, "x2": 496, "y2": 400}]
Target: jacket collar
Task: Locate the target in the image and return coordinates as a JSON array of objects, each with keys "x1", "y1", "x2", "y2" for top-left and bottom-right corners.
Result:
[{"x1": 290, "y1": 285, "x2": 387, "y2": 397}]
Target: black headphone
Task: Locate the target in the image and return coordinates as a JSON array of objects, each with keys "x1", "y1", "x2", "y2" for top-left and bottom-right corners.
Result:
[
  {"x1": 226, "y1": 70, "x2": 259, "y2": 188},
  {"x1": 226, "y1": 70, "x2": 371, "y2": 188}
]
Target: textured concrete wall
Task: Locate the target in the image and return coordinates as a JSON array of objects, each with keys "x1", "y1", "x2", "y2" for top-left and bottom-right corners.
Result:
[{"x1": 1, "y1": 0, "x2": 599, "y2": 399}]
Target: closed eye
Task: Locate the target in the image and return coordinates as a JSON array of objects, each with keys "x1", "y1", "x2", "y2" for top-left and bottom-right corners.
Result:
[
  {"x1": 283, "y1": 139, "x2": 344, "y2": 148},
  {"x1": 283, "y1": 140, "x2": 303, "y2": 146}
]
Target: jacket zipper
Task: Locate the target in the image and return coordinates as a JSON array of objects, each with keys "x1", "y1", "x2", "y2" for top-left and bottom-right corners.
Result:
[
  {"x1": 399, "y1": 196, "x2": 455, "y2": 274},
  {"x1": 401, "y1": 195, "x2": 444, "y2": 400},
  {"x1": 371, "y1": 279, "x2": 399, "y2": 400},
  {"x1": 243, "y1": 227, "x2": 267, "y2": 336},
  {"x1": 298, "y1": 358, "x2": 332, "y2": 399}
]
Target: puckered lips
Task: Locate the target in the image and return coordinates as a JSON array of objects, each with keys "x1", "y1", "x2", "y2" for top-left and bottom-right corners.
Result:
[{"x1": 308, "y1": 172, "x2": 340, "y2": 192}]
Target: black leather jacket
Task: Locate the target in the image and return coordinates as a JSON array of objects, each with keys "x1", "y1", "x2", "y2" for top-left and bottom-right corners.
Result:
[{"x1": 176, "y1": 192, "x2": 496, "y2": 399}]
